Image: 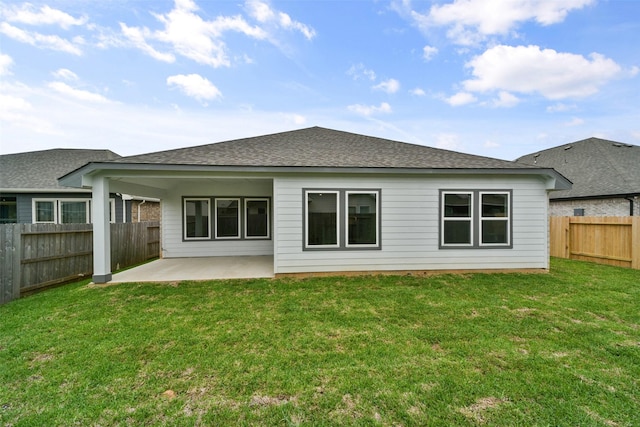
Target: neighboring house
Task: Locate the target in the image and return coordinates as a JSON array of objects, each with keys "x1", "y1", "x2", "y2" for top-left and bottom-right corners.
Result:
[
  {"x1": 516, "y1": 138, "x2": 640, "y2": 216},
  {"x1": 0, "y1": 149, "x2": 159, "y2": 224},
  {"x1": 59, "y1": 127, "x2": 571, "y2": 283}
]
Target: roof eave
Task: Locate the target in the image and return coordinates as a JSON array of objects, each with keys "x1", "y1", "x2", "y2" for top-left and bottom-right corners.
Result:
[{"x1": 58, "y1": 162, "x2": 571, "y2": 189}]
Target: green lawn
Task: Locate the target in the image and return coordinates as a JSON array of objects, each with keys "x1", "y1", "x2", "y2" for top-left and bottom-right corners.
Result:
[{"x1": 1, "y1": 258, "x2": 639, "y2": 426}]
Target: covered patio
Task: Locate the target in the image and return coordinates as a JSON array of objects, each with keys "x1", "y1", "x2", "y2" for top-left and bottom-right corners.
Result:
[{"x1": 109, "y1": 256, "x2": 274, "y2": 283}]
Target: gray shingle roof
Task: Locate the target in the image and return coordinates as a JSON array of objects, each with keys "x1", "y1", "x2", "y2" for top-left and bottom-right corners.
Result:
[
  {"x1": 1, "y1": 149, "x2": 120, "y2": 191},
  {"x1": 113, "y1": 126, "x2": 540, "y2": 170},
  {"x1": 516, "y1": 137, "x2": 640, "y2": 199}
]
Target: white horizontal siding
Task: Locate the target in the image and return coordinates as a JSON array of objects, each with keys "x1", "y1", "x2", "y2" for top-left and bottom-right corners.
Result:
[{"x1": 274, "y1": 174, "x2": 550, "y2": 274}]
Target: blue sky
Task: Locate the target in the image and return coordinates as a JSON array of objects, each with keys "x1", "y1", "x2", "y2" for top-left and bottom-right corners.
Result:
[{"x1": 1, "y1": 0, "x2": 639, "y2": 160}]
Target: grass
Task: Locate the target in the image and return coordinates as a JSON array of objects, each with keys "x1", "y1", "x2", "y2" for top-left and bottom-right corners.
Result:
[{"x1": 1, "y1": 258, "x2": 639, "y2": 426}]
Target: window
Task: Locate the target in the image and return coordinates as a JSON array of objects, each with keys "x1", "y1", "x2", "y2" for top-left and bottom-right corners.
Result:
[
  {"x1": 306, "y1": 191, "x2": 339, "y2": 248},
  {"x1": 440, "y1": 190, "x2": 511, "y2": 248},
  {"x1": 34, "y1": 200, "x2": 56, "y2": 223},
  {"x1": 215, "y1": 198, "x2": 241, "y2": 239},
  {"x1": 184, "y1": 198, "x2": 211, "y2": 240},
  {"x1": 0, "y1": 197, "x2": 17, "y2": 224},
  {"x1": 182, "y1": 196, "x2": 271, "y2": 241},
  {"x1": 480, "y1": 192, "x2": 510, "y2": 246},
  {"x1": 346, "y1": 191, "x2": 379, "y2": 247},
  {"x1": 442, "y1": 192, "x2": 473, "y2": 246},
  {"x1": 304, "y1": 189, "x2": 381, "y2": 250},
  {"x1": 245, "y1": 198, "x2": 270, "y2": 239},
  {"x1": 60, "y1": 200, "x2": 89, "y2": 224}
]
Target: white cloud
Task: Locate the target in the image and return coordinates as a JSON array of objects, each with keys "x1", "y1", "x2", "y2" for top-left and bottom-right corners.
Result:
[
  {"x1": 167, "y1": 74, "x2": 222, "y2": 104},
  {"x1": 48, "y1": 81, "x2": 110, "y2": 103},
  {"x1": 373, "y1": 78, "x2": 400, "y2": 94},
  {"x1": 492, "y1": 91, "x2": 519, "y2": 108},
  {"x1": 119, "y1": 23, "x2": 176, "y2": 63},
  {"x1": 347, "y1": 64, "x2": 376, "y2": 81},
  {"x1": 0, "y1": 22, "x2": 84, "y2": 55},
  {"x1": 52, "y1": 68, "x2": 79, "y2": 81},
  {"x1": 410, "y1": 87, "x2": 426, "y2": 96},
  {"x1": 246, "y1": 0, "x2": 316, "y2": 40},
  {"x1": 546, "y1": 103, "x2": 576, "y2": 113},
  {"x1": 564, "y1": 117, "x2": 585, "y2": 127},
  {"x1": 444, "y1": 91, "x2": 477, "y2": 106},
  {"x1": 463, "y1": 45, "x2": 622, "y2": 99},
  {"x1": 0, "y1": 53, "x2": 13, "y2": 76},
  {"x1": 423, "y1": 45, "x2": 438, "y2": 61},
  {"x1": 0, "y1": 3, "x2": 87, "y2": 29},
  {"x1": 412, "y1": 0, "x2": 595, "y2": 45},
  {"x1": 348, "y1": 102, "x2": 392, "y2": 116}
]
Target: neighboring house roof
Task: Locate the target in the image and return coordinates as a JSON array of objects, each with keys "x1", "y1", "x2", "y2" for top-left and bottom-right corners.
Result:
[
  {"x1": 59, "y1": 127, "x2": 571, "y2": 190},
  {"x1": 516, "y1": 137, "x2": 640, "y2": 200},
  {"x1": 1, "y1": 149, "x2": 121, "y2": 192}
]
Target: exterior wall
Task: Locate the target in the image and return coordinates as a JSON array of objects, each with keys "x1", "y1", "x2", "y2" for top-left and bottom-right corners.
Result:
[
  {"x1": 161, "y1": 179, "x2": 273, "y2": 258},
  {"x1": 549, "y1": 197, "x2": 639, "y2": 217},
  {"x1": 273, "y1": 173, "x2": 550, "y2": 274},
  {"x1": 4, "y1": 192, "x2": 127, "y2": 223},
  {"x1": 130, "y1": 200, "x2": 161, "y2": 222}
]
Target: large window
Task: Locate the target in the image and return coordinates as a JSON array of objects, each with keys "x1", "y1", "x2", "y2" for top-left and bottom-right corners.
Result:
[
  {"x1": 346, "y1": 191, "x2": 379, "y2": 247},
  {"x1": 182, "y1": 196, "x2": 271, "y2": 241},
  {"x1": 440, "y1": 190, "x2": 511, "y2": 248},
  {"x1": 304, "y1": 189, "x2": 380, "y2": 250},
  {"x1": 215, "y1": 198, "x2": 241, "y2": 239},
  {"x1": 184, "y1": 198, "x2": 211, "y2": 240},
  {"x1": 33, "y1": 198, "x2": 116, "y2": 224},
  {"x1": 306, "y1": 191, "x2": 339, "y2": 248}
]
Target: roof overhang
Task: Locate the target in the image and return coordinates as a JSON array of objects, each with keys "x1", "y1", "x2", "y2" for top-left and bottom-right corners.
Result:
[{"x1": 59, "y1": 162, "x2": 572, "y2": 191}]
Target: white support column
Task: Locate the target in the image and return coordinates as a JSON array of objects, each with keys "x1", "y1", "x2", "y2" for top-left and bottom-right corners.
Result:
[{"x1": 92, "y1": 175, "x2": 112, "y2": 283}]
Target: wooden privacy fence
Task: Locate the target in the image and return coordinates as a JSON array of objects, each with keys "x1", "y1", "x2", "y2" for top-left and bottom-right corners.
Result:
[
  {"x1": 550, "y1": 216, "x2": 640, "y2": 269},
  {"x1": 1, "y1": 222, "x2": 160, "y2": 305}
]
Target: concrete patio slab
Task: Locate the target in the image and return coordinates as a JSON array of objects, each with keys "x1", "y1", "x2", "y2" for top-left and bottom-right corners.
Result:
[{"x1": 109, "y1": 256, "x2": 274, "y2": 283}]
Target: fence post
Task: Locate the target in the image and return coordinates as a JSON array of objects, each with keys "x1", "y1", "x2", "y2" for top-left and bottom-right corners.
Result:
[
  {"x1": 633, "y1": 217, "x2": 640, "y2": 270},
  {"x1": 12, "y1": 225, "x2": 21, "y2": 300}
]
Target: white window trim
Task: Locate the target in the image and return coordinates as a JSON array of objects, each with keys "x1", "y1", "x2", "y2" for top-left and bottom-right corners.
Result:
[
  {"x1": 58, "y1": 198, "x2": 90, "y2": 224},
  {"x1": 305, "y1": 190, "x2": 340, "y2": 249},
  {"x1": 479, "y1": 191, "x2": 511, "y2": 247},
  {"x1": 215, "y1": 198, "x2": 241, "y2": 240},
  {"x1": 184, "y1": 198, "x2": 211, "y2": 240},
  {"x1": 244, "y1": 198, "x2": 270, "y2": 239},
  {"x1": 32, "y1": 199, "x2": 58, "y2": 224},
  {"x1": 441, "y1": 191, "x2": 474, "y2": 247},
  {"x1": 345, "y1": 190, "x2": 380, "y2": 248}
]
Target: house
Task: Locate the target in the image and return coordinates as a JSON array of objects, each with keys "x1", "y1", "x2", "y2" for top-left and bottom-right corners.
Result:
[
  {"x1": 516, "y1": 138, "x2": 640, "y2": 216},
  {"x1": 0, "y1": 149, "x2": 160, "y2": 224},
  {"x1": 58, "y1": 127, "x2": 571, "y2": 283}
]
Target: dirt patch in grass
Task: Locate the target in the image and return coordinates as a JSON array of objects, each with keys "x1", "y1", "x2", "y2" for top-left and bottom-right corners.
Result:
[{"x1": 458, "y1": 397, "x2": 510, "y2": 424}]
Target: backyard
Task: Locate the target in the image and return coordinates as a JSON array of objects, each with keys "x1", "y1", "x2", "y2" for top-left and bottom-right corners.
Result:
[{"x1": 1, "y1": 258, "x2": 638, "y2": 426}]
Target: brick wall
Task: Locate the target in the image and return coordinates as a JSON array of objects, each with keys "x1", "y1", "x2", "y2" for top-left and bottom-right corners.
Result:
[
  {"x1": 131, "y1": 200, "x2": 161, "y2": 222},
  {"x1": 549, "y1": 197, "x2": 639, "y2": 217}
]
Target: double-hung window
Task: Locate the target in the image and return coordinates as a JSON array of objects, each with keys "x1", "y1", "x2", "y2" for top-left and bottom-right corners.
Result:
[
  {"x1": 440, "y1": 190, "x2": 511, "y2": 248},
  {"x1": 60, "y1": 200, "x2": 90, "y2": 224},
  {"x1": 304, "y1": 189, "x2": 380, "y2": 250}
]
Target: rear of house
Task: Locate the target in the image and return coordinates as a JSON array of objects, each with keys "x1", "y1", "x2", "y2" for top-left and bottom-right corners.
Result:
[{"x1": 59, "y1": 127, "x2": 570, "y2": 282}]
